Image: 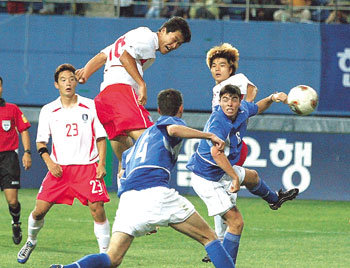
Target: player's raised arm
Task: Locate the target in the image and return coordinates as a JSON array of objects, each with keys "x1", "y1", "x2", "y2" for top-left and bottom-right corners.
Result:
[
  {"x1": 119, "y1": 50, "x2": 147, "y2": 106},
  {"x1": 256, "y1": 91, "x2": 288, "y2": 114},
  {"x1": 245, "y1": 84, "x2": 258, "y2": 102},
  {"x1": 76, "y1": 52, "x2": 107, "y2": 84},
  {"x1": 166, "y1": 124, "x2": 225, "y2": 150}
]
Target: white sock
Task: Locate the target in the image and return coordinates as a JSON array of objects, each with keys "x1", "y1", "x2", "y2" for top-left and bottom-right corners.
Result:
[
  {"x1": 214, "y1": 215, "x2": 227, "y2": 242},
  {"x1": 27, "y1": 213, "x2": 44, "y2": 244},
  {"x1": 94, "y1": 219, "x2": 110, "y2": 253}
]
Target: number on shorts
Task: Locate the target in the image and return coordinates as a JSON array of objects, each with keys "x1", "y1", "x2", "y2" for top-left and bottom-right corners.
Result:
[{"x1": 90, "y1": 180, "x2": 103, "y2": 194}]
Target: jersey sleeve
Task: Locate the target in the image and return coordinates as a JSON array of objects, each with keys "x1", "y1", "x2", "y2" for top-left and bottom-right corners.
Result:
[
  {"x1": 243, "y1": 101, "x2": 259, "y2": 117},
  {"x1": 124, "y1": 28, "x2": 156, "y2": 60},
  {"x1": 100, "y1": 44, "x2": 113, "y2": 56},
  {"x1": 156, "y1": 116, "x2": 186, "y2": 145},
  {"x1": 14, "y1": 105, "x2": 31, "y2": 133},
  {"x1": 36, "y1": 106, "x2": 51, "y2": 143}
]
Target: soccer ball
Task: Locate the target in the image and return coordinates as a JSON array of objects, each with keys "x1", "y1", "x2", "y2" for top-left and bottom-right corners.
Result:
[{"x1": 287, "y1": 85, "x2": 318, "y2": 115}]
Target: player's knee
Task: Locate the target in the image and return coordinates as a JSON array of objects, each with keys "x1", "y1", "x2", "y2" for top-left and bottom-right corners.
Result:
[
  {"x1": 227, "y1": 217, "x2": 244, "y2": 233},
  {"x1": 32, "y1": 210, "x2": 46, "y2": 220}
]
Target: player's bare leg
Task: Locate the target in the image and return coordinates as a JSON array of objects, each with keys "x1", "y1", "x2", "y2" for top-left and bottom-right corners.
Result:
[
  {"x1": 127, "y1": 129, "x2": 145, "y2": 141},
  {"x1": 32, "y1": 199, "x2": 54, "y2": 220},
  {"x1": 107, "y1": 231, "x2": 134, "y2": 267},
  {"x1": 110, "y1": 136, "x2": 133, "y2": 173},
  {"x1": 170, "y1": 212, "x2": 235, "y2": 268},
  {"x1": 4, "y1": 188, "x2": 22, "y2": 244},
  {"x1": 170, "y1": 212, "x2": 216, "y2": 245},
  {"x1": 88, "y1": 201, "x2": 110, "y2": 253}
]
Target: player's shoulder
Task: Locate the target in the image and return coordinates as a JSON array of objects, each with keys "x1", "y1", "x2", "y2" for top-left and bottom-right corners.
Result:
[
  {"x1": 77, "y1": 95, "x2": 95, "y2": 109},
  {"x1": 41, "y1": 97, "x2": 61, "y2": 113},
  {"x1": 157, "y1": 115, "x2": 186, "y2": 126}
]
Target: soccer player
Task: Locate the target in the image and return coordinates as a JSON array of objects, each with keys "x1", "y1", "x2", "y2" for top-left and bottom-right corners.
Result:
[
  {"x1": 203, "y1": 43, "x2": 259, "y2": 262},
  {"x1": 75, "y1": 16, "x2": 191, "y2": 174},
  {"x1": 187, "y1": 85, "x2": 299, "y2": 264},
  {"x1": 17, "y1": 64, "x2": 111, "y2": 264},
  {"x1": 0, "y1": 76, "x2": 32, "y2": 245},
  {"x1": 50, "y1": 89, "x2": 237, "y2": 268}
]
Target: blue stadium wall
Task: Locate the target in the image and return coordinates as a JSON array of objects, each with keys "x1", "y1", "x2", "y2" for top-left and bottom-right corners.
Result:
[
  {"x1": 1, "y1": 14, "x2": 349, "y2": 115},
  {"x1": 1, "y1": 14, "x2": 349, "y2": 201}
]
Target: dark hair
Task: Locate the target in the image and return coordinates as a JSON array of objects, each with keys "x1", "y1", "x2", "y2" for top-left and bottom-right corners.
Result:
[
  {"x1": 54, "y1": 63, "x2": 76, "y2": 82},
  {"x1": 158, "y1": 16, "x2": 191, "y2": 43},
  {"x1": 157, "y1": 89, "x2": 183, "y2": 116},
  {"x1": 0, "y1": 76, "x2": 2, "y2": 85},
  {"x1": 219, "y1": 85, "x2": 242, "y2": 100}
]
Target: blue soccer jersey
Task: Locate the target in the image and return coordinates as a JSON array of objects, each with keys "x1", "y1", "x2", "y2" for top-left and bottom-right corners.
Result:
[
  {"x1": 118, "y1": 116, "x2": 186, "y2": 197},
  {"x1": 186, "y1": 101, "x2": 258, "y2": 182}
]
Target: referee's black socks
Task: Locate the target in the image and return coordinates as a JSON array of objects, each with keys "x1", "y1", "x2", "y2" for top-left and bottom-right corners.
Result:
[{"x1": 9, "y1": 202, "x2": 21, "y2": 224}]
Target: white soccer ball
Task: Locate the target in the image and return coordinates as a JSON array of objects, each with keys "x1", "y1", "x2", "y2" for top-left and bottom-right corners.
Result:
[{"x1": 287, "y1": 85, "x2": 318, "y2": 115}]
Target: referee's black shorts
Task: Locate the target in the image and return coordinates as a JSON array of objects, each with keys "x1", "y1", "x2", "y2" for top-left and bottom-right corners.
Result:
[{"x1": 0, "y1": 151, "x2": 21, "y2": 190}]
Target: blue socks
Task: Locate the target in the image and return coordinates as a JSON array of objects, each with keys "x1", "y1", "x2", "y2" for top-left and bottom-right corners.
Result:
[
  {"x1": 205, "y1": 239, "x2": 235, "y2": 268},
  {"x1": 223, "y1": 232, "x2": 241, "y2": 264},
  {"x1": 249, "y1": 178, "x2": 278, "y2": 204},
  {"x1": 63, "y1": 253, "x2": 111, "y2": 268}
]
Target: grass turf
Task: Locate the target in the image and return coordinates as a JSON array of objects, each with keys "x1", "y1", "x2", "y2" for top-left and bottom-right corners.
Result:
[{"x1": 0, "y1": 189, "x2": 349, "y2": 268}]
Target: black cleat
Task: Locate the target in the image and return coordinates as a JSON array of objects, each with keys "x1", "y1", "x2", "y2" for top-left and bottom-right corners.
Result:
[
  {"x1": 269, "y1": 188, "x2": 299, "y2": 210},
  {"x1": 49, "y1": 265, "x2": 64, "y2": 268},
  {"x1": 202, "y1": 254, "x2": 211, "y2": 263},
  {"x1": 12, "y1": 221, "x2": 22, "y2": 245}
]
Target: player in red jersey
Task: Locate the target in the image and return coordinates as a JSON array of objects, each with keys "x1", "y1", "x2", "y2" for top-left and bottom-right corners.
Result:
[
  {"x1": 75, "y1": 17, "x2": 191, "y2": 175},
  {"x1": 17, "y1": 64, "x2": 110, "y2": 264},
  {"x1": 0, "y1": 76, "x2": 32, "y2": 245}
]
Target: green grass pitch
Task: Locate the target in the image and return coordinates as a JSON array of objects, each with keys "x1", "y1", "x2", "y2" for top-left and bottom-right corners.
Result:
[{"x1": 1, "y1": 189, "x2": 349, "y2": 268}]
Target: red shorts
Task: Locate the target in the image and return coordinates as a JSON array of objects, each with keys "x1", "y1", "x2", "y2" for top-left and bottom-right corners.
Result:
[
  {"x1": 37, "y1": 164, "x2": 110, "y2": 206},
  {"x1": 95, "y1": 84, "x2": 154, "y2": 140},
  {"x1": 236, "y1": 140, "x2": 248, "y2": 167}
]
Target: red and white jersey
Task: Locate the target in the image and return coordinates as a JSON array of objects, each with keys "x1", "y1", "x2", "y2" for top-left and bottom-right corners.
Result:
[
  {"x1": 212, "y1": 73, "x2": 255, "y2": 111},
  {"x1": 100, "y1": 27, "x2": 158, "y2": 94},
  {"x1": 36, "y1": 95, "x2": 107, "y2": 165}
]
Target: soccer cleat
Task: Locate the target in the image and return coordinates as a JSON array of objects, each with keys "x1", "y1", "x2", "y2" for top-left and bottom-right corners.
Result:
[
  {"x1": 12, "y1": 221, "x2": 22, "y2": 245},
  {"x1": 269, "y1": 188, "x2": 299, "y2": 210},
  {"x1": 202, "y1": 254, "x2": 211, "y2": 263},
  {"x1": 49, "y1": 265, "x2": 64, "y2": 268},
  {"x1": 17, "y1": 241, "x2": 36, "y2": 264}
]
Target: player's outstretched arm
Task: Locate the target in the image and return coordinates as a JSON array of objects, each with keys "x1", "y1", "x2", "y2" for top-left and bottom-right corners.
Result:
[
  {"x1": 210, "y1": 146, "x2": 240, "y2": 193},
  {"x1": 167, "y1": 125, "x2": 225, "y2": 150},
  {"x1": 76, "y1": 52, "x2": 107, "y2": 84},
  {"x1": 96, "y1": 137, "x2": 106, "y2": 180},
  {"x1": 20, "y1": 129, "x2": 32, "y2": 170},
  {"x1": 37, "y1": 142, "x2": 62, "y2": 178},
  {"x1": 245, "y1": 84, "x2": 258, "y2": 102},
  {"x1": 256, "y1": 92, "x2": 288, "y2": 114}
]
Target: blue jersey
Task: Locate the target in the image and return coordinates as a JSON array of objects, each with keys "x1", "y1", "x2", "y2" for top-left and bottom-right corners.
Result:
[
  {"x1": 186, "y1": 101, "x2": 258, "y2": 182},
  {"x1": 118, "y1": 116, "x2": 186, "y2": 197}
]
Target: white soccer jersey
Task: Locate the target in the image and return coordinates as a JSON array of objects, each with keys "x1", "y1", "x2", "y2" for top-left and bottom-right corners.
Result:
[
  {"x1": 212, "y1": 73, "x2": 256, "y2": 110},
  {"x1": 36, "y1": 95, "x2": 107, "y2": 165},
  {"x1": 100, "y1": 27, "x2": 158, "y2": 94}
]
